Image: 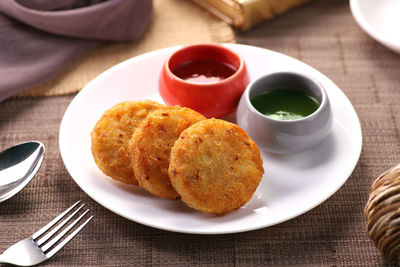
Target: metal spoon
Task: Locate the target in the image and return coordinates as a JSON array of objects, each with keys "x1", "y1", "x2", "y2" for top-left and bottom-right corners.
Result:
[{"x1": 0, "y1": 141, "x2": 45, "y2": 202}]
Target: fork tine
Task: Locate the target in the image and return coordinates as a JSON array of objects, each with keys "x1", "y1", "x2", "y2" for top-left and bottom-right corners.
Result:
[
  {"x1": 32, "y1": 200, "x2": 81, "y2": 240},
  {"x1": 41, "y1": 209, "x2": 90, "y2": 253},
  {"x1": 45, "y1": 215, "x2": 93, "y2": 258},
  {"x1": 36, "y1": 203, "x2": 85, "y2": 246}
]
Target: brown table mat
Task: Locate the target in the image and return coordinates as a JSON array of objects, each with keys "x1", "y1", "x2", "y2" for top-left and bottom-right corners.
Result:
[
  {"x1": 15, "y1": 0, "x2": 235, "y2": 98},
  {"x1": 1, "y1": 0, "x2": 400, "y2": 266}
]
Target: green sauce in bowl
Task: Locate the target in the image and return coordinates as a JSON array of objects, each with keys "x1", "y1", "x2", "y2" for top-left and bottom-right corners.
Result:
[{"x1": 250, "y1": 89, "x2": 320, "y2": 121}]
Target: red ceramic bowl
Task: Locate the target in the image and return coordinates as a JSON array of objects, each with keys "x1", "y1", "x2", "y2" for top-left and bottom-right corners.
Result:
[{"x1": 159, "y1": 44, "x2": 250, "y2": 118}]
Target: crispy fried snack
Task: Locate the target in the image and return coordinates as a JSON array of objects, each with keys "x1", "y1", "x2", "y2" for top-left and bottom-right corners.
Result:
[
  {"x1": 169, "y1": 119, "x2": 264, "y2": 215},
  {"x1": 91, "y1": 100, "x2": 163, "y2": 185},
  {"x1": 129, "y1": 106, "x2": 206, "y2": 200}
]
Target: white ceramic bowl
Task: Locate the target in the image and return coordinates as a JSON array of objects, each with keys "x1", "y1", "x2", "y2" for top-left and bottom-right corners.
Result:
[
  {"x1": 350, "y1": 0, "x2": 400, "y2": 54},
  {"x1": 237, "y1": 72, "x2": 332, "y2": 154}
]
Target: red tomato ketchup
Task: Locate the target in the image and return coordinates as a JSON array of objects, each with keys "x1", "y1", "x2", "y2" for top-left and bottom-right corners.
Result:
[
  {"x1": 159, "y1": 44, "x2": 249, "y2": 118},
  {"x1": 172, "y1": 60, "x2": 237, "y2": 83}
]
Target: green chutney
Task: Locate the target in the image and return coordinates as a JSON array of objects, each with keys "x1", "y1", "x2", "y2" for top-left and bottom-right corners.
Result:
[{"x1": 250, "y1": 89, "x2": 320, "y2": 121}]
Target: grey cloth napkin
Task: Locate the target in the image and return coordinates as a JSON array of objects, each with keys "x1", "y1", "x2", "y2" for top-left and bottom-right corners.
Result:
[{"x1": 0, "y1": 0, "x2": 153, "y2": 102}]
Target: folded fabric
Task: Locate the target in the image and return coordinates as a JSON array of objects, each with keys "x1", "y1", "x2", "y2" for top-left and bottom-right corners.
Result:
[{"x1": 0, "y1": 0, "x2": 153, "y2": 102}]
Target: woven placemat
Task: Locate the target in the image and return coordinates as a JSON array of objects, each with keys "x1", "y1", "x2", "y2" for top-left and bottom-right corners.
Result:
[{"x1": 16, "y1": 0, "x2": 235, "y2": 98}]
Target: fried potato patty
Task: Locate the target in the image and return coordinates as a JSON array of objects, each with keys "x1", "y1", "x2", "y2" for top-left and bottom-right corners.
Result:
[
  {"x1": 129, "y1": 106, "x2": 206, "y2": 200},
  {"x1": 91, "y1": 100, "x2": 163, "y2": 185},
  {"x1": 168, "y1": 119, "x2": 264, "y2": 215}
]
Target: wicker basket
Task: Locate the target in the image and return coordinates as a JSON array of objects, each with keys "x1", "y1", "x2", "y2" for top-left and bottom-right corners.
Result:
[{"x1": 365, "y1": 163, "x2": 400, "y2": 263}]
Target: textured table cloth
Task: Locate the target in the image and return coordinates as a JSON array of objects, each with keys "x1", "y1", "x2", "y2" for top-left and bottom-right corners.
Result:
[{"x1": 1, "y1": 0, "x2": 399, "y2": 266}]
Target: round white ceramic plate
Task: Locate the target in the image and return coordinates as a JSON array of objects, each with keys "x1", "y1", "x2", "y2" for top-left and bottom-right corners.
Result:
[
  {"x1": 59, "y1": 44, "x2": 362, "y2": 234},
  {"x1": 350, "y1": 0, "x2": 400, "y2": 54}
]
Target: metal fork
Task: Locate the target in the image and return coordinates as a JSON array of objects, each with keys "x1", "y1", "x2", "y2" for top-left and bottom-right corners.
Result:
[{"x1": 0, "y1": 201, "x2": 93, "y2": 266}]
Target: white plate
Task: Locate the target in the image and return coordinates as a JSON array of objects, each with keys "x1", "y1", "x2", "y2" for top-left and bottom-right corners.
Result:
[
  {"x1": 59, "y1": 44, "x2": 362, "y2": 234},
  {"x1": 350, "y1": 0, "x2": 400, "y2": 54}
]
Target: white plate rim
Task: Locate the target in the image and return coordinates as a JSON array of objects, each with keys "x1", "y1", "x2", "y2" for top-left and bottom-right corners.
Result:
[
  {"x1": 350, "y1": 0, "x2": 400, "y2": 53},
  {"x1": 59, "y1": 43, "x2": 363, "y2": 234}
]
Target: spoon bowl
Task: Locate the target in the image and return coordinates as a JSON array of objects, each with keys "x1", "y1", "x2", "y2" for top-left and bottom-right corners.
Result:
[{"x1": 0, "y1": 141, "x2": 45, "y2": 202}]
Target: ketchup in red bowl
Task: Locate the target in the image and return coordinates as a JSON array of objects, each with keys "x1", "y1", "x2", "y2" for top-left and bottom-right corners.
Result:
[
  {"x1": 172, "y1": 60, "x2": 236, "y2": 83},
  {"x1": 159, "y1": 44, "x2": 250, "y2": 118}
]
